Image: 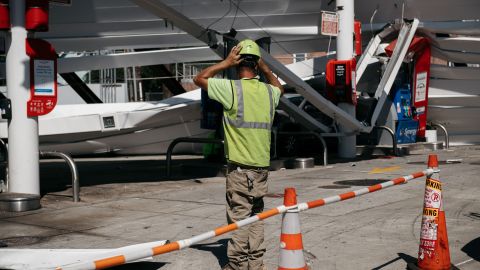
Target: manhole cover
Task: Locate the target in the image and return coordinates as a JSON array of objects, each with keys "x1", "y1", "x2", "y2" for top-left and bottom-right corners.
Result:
[
  {"x1": 334, "y1": 179, "x2": 389, "y2": 186},
  {"x1": 0, "y1": 236, "x2": 45, "y2": 247},
  {"x1": 318, "y1": 185, "x2": 351, "y2": 189},
  {"x1": 265, "y1": 193, "x2": 283, "y2": 198}
]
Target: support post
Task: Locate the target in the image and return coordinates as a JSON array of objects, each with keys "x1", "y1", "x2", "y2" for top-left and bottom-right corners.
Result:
[
  {"x1": 336, "y1": 0, "x2": 356, "y2": 158},
  {"x1": 6, "y1": 0, "x2": 40, "y2": 196}
]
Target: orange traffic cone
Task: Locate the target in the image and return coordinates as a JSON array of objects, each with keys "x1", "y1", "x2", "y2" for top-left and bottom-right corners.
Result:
[
  {"x1": 408, "y1": 154, "x2": 459, "y2": 270},
  {"x1": 278, "y1": 188, "x2": 308, "y2": 270}
]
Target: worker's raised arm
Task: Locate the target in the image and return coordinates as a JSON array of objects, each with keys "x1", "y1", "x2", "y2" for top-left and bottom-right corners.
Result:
[
  {"x1": 258, "y1": 59, "x2": 284, "y2": 95},
  {"x1": 193, "y1": 45, "x2": 243, "y2": 91}
]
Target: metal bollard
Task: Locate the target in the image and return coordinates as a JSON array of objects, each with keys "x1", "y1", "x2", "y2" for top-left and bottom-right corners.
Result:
[{"x1": 40, "y1": 151, "x2": 80, "y2": 202}]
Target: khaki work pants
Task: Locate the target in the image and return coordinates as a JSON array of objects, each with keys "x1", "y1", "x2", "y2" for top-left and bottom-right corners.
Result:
[{"x1": 226, "y1": 167, "x2": 268, "y2": 270}]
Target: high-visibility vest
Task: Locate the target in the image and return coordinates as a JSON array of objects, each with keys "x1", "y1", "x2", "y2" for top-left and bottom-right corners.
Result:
[{"x1": 223, "y1": 79, "x2": 276, "y2": 167}]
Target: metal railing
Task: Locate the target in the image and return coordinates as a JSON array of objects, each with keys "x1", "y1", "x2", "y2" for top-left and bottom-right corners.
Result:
[
  {"x1": 430, "y1": 123, "x2": 449, "y2": 150},
  {"x1": 40, "y1": 151, "x2": 80, "y2": 202},
  {"x1": 166, "y1": 137, "x2": 224, "y2": 178},
  {"x1": 373, "y1": 126, "x2": 398, "y2": 156}
]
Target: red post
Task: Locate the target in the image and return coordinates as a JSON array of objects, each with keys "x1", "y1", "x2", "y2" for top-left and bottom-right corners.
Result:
[
  {"x1": 0, "y1": 0, "x2": 10, "y2": 30},
  {"x1": 25, "y1": 0, "x2": 49, "y2": 31}
]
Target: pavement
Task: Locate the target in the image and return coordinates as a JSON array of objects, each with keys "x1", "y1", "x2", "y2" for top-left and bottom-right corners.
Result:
[{"x1": 0, "y1": 146, "x2": 479, "y2": 270}]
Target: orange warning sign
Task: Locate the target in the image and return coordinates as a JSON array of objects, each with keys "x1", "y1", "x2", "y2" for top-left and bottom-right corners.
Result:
[
  {"x1": 426, "y1": 178, "x2": 442, "y2": 190},
  {"x1": 423, "y1": 208, "x2": 439, "y2": 217}
]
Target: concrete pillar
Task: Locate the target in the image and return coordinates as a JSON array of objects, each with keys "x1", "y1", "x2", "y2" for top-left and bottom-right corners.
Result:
[
  {"x1": 336, "y1": 0, "x2": 356, "y2": 158},
  {"x1": 6, "y1": 0, "x2": 40, "y2": 195}
]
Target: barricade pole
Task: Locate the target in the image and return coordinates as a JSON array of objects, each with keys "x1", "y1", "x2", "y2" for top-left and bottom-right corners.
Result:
[
  {"x1": 297, "y1": 169, "x2": 433, "y2": 211},
  {"x1": 57, "y1": 169, "x2": 432, "y2": 270}
]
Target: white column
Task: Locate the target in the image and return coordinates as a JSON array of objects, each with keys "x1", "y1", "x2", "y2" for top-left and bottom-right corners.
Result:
[
  {"x1": 336, "y1": 0, "x2": 356, "y2": 158},
  {"x1": 6, "y1": 0, "x2": 40, "y2": 195}
]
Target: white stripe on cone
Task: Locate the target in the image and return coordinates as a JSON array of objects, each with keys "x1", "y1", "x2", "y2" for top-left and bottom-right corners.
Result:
[
  {"x1": 279, "y1": 249, "x2": 307, "y2": 269},
  {"x1": 281, "y1": 212, "x2": 302, "y2": 234},
  {"x1": 278, "y1": 210, "x2": 306, "y2": 269}
]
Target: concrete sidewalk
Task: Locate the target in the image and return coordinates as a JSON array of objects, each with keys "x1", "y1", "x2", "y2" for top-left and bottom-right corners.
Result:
[{"x1": 0, "y1": 146, "x2": 479, "y2": 269}]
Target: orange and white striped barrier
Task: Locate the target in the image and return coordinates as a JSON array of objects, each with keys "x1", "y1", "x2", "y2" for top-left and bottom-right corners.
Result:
[
  {"x1": 57, "y1": 169, "x2": 433, "y2": 270},
  {"x1": 296, "y1": 169, "x2": 432, "y2": 212},
  {"x1": 278, "y1": 188, "x2": 307, "y2": 270},
  {"x1": 408, "y1": 155, "x2": 458, "y2": 270}
]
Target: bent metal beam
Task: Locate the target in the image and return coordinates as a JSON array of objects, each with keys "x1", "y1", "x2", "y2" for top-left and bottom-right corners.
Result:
[{"x1": 132, "y1": 0, "x2": 366, "y2": 133}]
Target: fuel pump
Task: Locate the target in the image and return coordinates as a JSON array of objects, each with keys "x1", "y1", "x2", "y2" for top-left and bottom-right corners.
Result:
[
  {"x1": 385, "y1": 36, "x2": 431, "y2": 142},
  {"x1": 326, "y1": 58, "x2": 357, "y2": 105},
  {"x1": 26, "y1": 38, "x2": 58, "y2": 117}
]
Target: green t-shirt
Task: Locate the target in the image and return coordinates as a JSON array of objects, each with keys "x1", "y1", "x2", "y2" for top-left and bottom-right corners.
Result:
[{"x1": 208, "y1": 78, "x2": 281, "y2": 167}]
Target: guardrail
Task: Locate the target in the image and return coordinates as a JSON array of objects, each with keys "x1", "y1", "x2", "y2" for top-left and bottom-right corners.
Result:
[
  {"x1": 430, "y1": 122, "x2": 449, "y2": 150},
  {"x1": 373, "y1": 125, "x2": 398, "y2": 156},
  {"x1": 166, "y1": 137, "x2": 224, "y2": 178},
  {"x1": 40, "y1": 151, "x2": 80, "y2": 202}
]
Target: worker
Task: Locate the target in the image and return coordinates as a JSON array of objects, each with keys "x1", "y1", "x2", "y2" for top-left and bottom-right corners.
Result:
[{"x1": 193, "y1": 39, "x2": 284, "y2": 270}]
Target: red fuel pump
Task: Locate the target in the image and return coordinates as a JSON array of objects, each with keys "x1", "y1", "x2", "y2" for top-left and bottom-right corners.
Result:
[
  {"x1": 326, "y1": 58, "x2": 357, "y2": 105},
  {"x1": 26, "y1": 38, "x2": 57, "y2": 117},
  {"x1": 386, "y1": 37, "x2": 431, "y2": 139},
  {"x1": 0, "y1": 0, "x2": 9, "y2": 30},
  {"x1": 25, "y1": 0, "x2": 49, "y2": 32}
]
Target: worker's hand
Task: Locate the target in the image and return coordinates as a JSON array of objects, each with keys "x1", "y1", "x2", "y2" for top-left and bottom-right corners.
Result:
[
  {"x1": 258, "y1": 59, "x2": 271, "y2": 73},
  {"x1": 224, "y1": 45, "x2": 243, "y2": 67},
  {"x1": 258, "y1": 58, "x2": 284, "y2": 94}
]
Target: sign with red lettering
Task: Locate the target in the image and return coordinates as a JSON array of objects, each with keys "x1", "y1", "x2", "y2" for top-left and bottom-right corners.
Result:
[
  {"x1": 26, "y1": 38, "x2": 57, "y2": 117},
  {"x1": 424, "y1": 178, "x2": 442, "y2": 208},
  {"x1": 321, "y1": 11, "x2": 338, "y2": 36}
]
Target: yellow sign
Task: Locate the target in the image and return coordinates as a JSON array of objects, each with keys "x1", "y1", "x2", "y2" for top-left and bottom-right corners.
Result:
[
  {"x1": 426, "y1": 178, "x2": 442, "y2": 190},
  {"x1": 423, "y1": 207, "x2": 439, "y2": 217},
  {"x1": 368, "y1": 166, "x2": 401, "y2": 174}
]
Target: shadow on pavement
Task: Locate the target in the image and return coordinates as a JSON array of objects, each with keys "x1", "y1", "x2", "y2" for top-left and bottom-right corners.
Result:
[
  {"x1": 191, "y1": 238, "x2": 229, "y2": 268},
  {"x1": 29, "y1": 157, "x2": 225, "y2": 195},
  {"x1": 110, "y1": 262, "x2": 167, "y2": 269},
  {"x1": 371, "y1": 253, "x2": 417, "y2": 269},
  {"x1": 462, "y1": 236, "x2": 480, "y2": 262}
]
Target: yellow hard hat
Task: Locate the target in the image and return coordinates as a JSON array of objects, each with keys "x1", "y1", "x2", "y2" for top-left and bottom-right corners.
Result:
[{"x1": 238, "y1": 39, "x2": 261, "y2": 59}]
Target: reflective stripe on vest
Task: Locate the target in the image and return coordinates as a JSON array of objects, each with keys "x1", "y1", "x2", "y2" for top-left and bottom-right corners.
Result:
[{"x1": 224, "y1": 80, "x2": 274, "y2": 130}]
